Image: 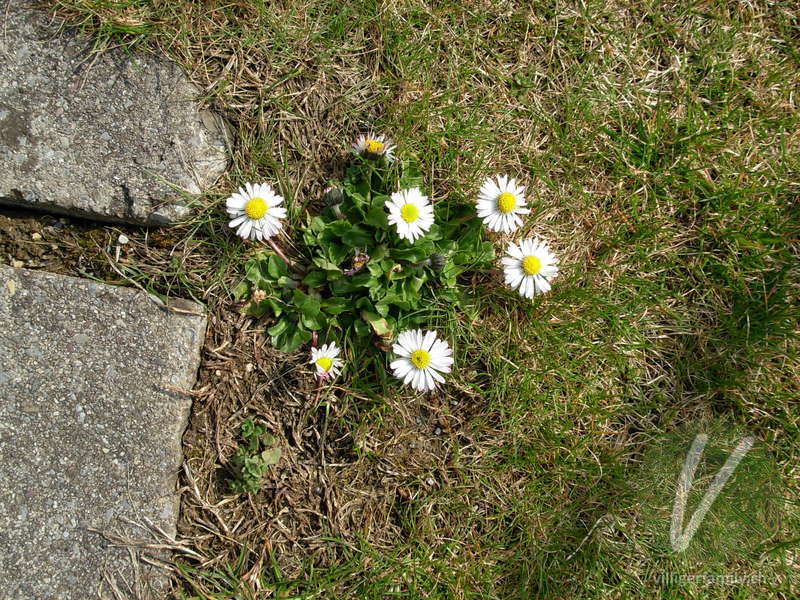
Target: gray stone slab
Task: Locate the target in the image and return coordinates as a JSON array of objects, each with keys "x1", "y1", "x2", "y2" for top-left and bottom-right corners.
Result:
[
  {"x1": 0, "y1": 265, "x2": 206, "y2": 599},
  {"x1": 0, "y1": 0, "x2": 228, "y2": 225}
]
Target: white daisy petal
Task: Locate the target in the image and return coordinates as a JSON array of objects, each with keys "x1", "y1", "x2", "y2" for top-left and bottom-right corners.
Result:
[
  {"x1": 422, "y1": 330, "x2": 437, "y2": 351},
  {"x1": 228, "y1": 215, "x2": 247, "y2": 228},
  {"x1": 396, "y1": 331, "x2": 415, "y2": 352},
  {"x1": 227, "y1": 196, "x2": 247, "y2": 211},
  {"x1": 536, "y1": 276, "x2": 551, "y2": 294},
  {"x1": 239, "y1": 220, "x2": 252, "y2": 239},
  {"x1": 403, "y1": 365, "x2": 417, "y2": 386},
  {"x1": 429, "y1": 368, "x2": 445, "y2": 384},
  {"x1": 423, "y1": 370, "x2": 434, "y2": 391}
]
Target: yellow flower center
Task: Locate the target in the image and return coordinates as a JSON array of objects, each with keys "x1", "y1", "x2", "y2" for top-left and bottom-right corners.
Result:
[
  {"x1": 497, "y1": 192, "x2": 516, "y2": 214},
  {"x1": 244, "y1": 197, "x2": 268, "y2": 220},
  {"x1": 365, "y1": 138, "x2": 385, "y2": 154},
  {"x1": 410, "y1": 349, "x2": 431, "y2": 369},
  {"x1": 522, "y1": 255, "x2": 542, "y2": 276},
  {"x1": 400, "y1": 203, "x2": 419, "y2": 223},
  {"x1": 316, "y1": 356, "x2": 333, "y2": 372}
]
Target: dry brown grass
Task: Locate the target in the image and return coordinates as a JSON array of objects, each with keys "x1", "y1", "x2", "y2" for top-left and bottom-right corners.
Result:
[{"x1": 177, "y1": 302, "x2": 508, "y2": 587}]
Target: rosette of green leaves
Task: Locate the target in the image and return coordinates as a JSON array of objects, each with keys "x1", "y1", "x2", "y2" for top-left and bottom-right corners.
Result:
[
  {"x1": 234, "y1": 156, "x2": 494, "y2": 356},
  {"x1": 230, "y1": 419, "x2": 281, "y2": 494}
]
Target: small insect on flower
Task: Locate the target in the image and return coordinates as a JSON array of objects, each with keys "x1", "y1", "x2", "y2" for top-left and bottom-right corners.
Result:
[
  {"x1": 390, "y1": 329, "x2": 453, "y2": 392},
  {"x1": 310, "y1": 342, "x2": 343, "y2": 380},
  {"x1": 353, "y1": 133, "x2": 396, "y2": 161},
  {"x1": 502, "y1": 238, "x2": 559, "y2": 298},
  {"x1": 476, "y1": 175, "x2": 530, "y2": 233},
  {"x1": 226, "y1": 182, "x2": 287, "y2": 241},
  {"x1": 386, "y1": 187, "x2": 434, "y2": 243}
]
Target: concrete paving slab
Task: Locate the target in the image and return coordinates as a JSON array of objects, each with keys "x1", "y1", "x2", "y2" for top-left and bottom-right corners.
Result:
[
  {"x1": 0, "y1": 0, "x2": 228, "y2": 225},
  {"x1": 0, "y1": 265, "x2": 206, "y2": 599}
]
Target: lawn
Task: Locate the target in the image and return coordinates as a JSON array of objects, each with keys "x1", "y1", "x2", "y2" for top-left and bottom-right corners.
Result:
[{"x1": 45, "y1": 0, "x2": 800, "y2": 598}]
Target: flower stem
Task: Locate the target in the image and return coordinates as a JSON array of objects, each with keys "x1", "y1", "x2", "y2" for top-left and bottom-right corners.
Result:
[{"x1": 267, "y1": 237, "x2": 305, "y2": 274}]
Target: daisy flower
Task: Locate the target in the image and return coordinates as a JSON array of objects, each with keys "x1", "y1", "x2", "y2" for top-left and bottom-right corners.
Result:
[
  {"x1": 226, "y1": 182, "x2": 287, "y2": 241},
  {"x1": 386, "y1": 187, "x2": 434, "y2": 243},
  {"x1": 310, "y1": 342, "x2": 343, "y2": 380},
  {"x1": 502, "y1": 238, "x2": 559, "y2": 298},
  {"x1": 353, "y1": 133, "x2": 395, "y2": 161},
  {"x1": 390, "y1": 329, "x2": 453, "y2": 392},
  {"x1": 476, "y1": 175, "x2": 530, "y2": 233}
]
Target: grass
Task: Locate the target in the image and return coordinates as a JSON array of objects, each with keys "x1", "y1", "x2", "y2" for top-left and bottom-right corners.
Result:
[{"x1": 33, "y1": 0, "x2": 800, "y2": 598}]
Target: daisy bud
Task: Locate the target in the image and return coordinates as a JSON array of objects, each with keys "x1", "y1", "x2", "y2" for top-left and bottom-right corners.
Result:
[
  {"x1": 323, "y1": 185, "x2": 344, "y2": 205},
  {"x1": 252, "y1": 289, "x2": 267, "y2": 303},
  {"x1": 429, "y1": 253, "x2": 447, "y2": 272}
]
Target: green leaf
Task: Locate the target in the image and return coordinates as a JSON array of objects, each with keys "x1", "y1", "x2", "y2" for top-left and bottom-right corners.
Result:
[
  {"x1": 326, "y1": 221, "x2": 352, "y2": 237},
  {"x1": 308, "y1": 216, "x2": 326, "y2": 233},
  {"x1": 322, "y1": 297, "x2": 348, "y2": 315},
  {"x1": 268, "y1": 318, "x2": 290, "y2": 337},
  {"x1": 277, "y1": 275, "x2": 299, "y2": 289},
  {"x1": 232, "y1": 280, "x2": 250, "y2": 302},
  {"x1": 326, "y1": 243, "x2": 350, "y2": 265},
  {"x1": 370, "y1": 245, "x2": 387, "y2": 261},
  {"x1": 401, "y1": 276, "x2": 425, "y2": 302},
  {"x1": 301, "y1": 312, "x2": 326, "y2": 330},
  {"x1": 353, "y1": 318, "x2": 370, "y2": 339},
  {"x1": 302, "y1": 270, "x2": 327, "y2": 288},
  {"x1": 330, "y1": 278, "x2": 355, "y2": 295},
  {"x1": 391, "y1": 243, "x2": 433, "y2": 263},
  {"x1": 293, "y1": 289, "x2": 321, "y2": 318},
  {"x1": 365, "y1": 204, "x2": 388, "y2": 229},
  {"x1": 313, "y1": 257, "x2": 342, "y2": 272},
  {"x1": 244, "y1": 254, "x2": 271, "y2": 286},
  {"x1": 362, "y1": 311, "x2": 392, "y2": 337},
  {"x1": 355, "y1": 296, "x2": 374, "y2": 311},
  {"x1": 268, "y1": 254, "x2": 289, "y2": 279},
  {"x1": 245, "y1": 299, "x2": 269, "y2": 318},
  {"x1": 350, "y1": 272, "x2": 374, "y2": 288},
  {"x1": 399, "y1": 158, "x2": 423, "y2": 189},
  {"x1": 260, "y1": 447, "x2": 281, "y2": 465},
  {"x1": 342, "y1": 225, "x2": 372, "y2": 247},
  {"x1": 273, "y1": 327, "x2": 312, "y2": 352},
  {"x1": 265, "y1": 298, "x2": 284, "y2": 317},
  {"x1": 380, "y1": 287, "x2": 411, "y2": 310}
]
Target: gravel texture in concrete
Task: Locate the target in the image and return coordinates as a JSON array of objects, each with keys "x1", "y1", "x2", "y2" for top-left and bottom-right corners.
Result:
[
  {"x1": 0, "y1": 265, "x2": 206, "y2": 599},
  {"x1": 0, "y1": 0, "x2": 228, "y2": 225}
]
